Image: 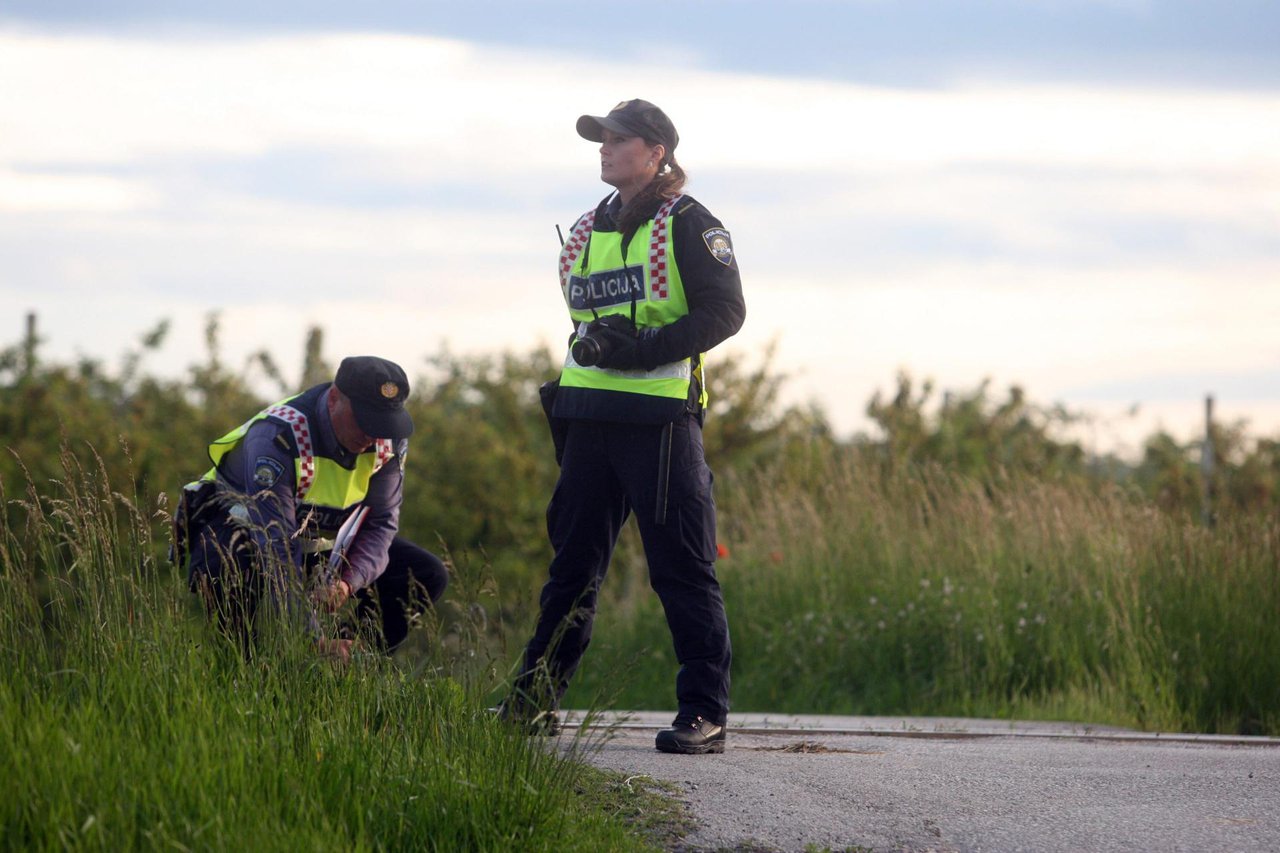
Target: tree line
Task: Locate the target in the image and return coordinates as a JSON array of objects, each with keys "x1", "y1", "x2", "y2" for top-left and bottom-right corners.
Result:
[{"x1": 1, "y1": 313, "x2": 1275, "y2": 596}]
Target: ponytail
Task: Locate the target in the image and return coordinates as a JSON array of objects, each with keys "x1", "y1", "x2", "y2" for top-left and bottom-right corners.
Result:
[{"x1": 617, "y1": 154, "x2": 688, "y2": 236}]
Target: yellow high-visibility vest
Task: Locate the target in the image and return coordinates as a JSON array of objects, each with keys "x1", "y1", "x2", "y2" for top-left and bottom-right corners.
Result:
[
  {"x1": 200, "y1": 384, "x2": 394, "y2": 520},
  {"x1": 556, "y1": 194, "x2": 707, "y2": 421}
]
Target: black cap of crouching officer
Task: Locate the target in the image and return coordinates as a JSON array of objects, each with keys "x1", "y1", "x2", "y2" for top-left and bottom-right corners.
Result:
[
  {"x1": 576, "y1": 99, "x2": 679, "y2": 153},
  {"x1": 333, "y1": 356, "x2": 414, "y2": 440}
]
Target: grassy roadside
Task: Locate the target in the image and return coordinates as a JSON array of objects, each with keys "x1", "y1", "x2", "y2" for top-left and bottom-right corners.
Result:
[
  {"x1": 0, "y1": 454, "x2": 678, "y2": 851},
  {"x1": 7, "y1": 433, "x2": 1276, "y2": 847},
  {"x1": 573, "y1": 766, "x2": 696, "y2": 851},
  {"x1": 567, "y1": 451, "x2": 1280, "y2": 736}
]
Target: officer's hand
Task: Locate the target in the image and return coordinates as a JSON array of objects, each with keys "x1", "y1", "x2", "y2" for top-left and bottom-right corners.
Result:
[
  {"x1": 589, "y1": 315, "x2": 641, "y2": 370},
  {"x1": 593, "y1": 314, "x2": 636, "y2": 334},
  {"x1": 313, "y1": 578, "x2": 352, "y2": 613},
  {"x1": 317, "y1": 637, "x2": 354, "y2": 663}
]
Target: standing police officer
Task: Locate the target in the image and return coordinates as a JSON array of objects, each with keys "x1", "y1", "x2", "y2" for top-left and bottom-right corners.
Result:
[
  {"x1": 179, "y1": 355, "x2": 448, "y2": 659},
  {"x1": 506, "y1": 99, "x2": 746, "y2": 753}
]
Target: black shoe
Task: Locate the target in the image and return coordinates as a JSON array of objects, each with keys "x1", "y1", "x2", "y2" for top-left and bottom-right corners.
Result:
[
  {"x1": 655, "y1": 714, "x2": 725, "y2": 754},
  {"x1": 491, "y1": 701, "x2": 562, "y2": 736}
]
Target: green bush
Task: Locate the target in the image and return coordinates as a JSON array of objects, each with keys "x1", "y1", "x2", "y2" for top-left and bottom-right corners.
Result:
[{"x1": 3, "y1": 313, "x2": 1278, "y2": 739}]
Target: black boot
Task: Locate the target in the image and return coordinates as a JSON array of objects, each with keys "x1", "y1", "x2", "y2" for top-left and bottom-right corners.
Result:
[
  {"x1": 655, "y1": 714, "x2": 725, "y2": 754},
  {"x1": 491, "y1": 700, "x2": 562, "y2": 736}
]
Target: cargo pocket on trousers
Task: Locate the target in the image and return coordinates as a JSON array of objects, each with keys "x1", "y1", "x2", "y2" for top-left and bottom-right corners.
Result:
[{"x1": 673, "y1": 467, "x2": 717, "y2": 564}]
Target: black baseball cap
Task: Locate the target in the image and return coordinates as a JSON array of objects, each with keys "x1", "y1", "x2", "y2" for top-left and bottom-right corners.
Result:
[
  {"x1": 333, "y1": 355, "x2": 414, "y2": 440},
  {"x1": 576, "y1": 99, "x2": 679, "y2": 152}
]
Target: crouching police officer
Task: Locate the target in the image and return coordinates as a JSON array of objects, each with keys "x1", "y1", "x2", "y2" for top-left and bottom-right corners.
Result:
[{"x1": 176, "y1": 355, "x2": 448, "y2": 659}]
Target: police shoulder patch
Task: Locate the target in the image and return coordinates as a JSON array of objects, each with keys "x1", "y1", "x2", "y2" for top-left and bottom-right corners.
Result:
[
  {"x1": 701, "y1": 228, "x2": 734, "y2": 266},
  {"x1": 252, "y1": 456, "x2": 285, "y2": 489}
]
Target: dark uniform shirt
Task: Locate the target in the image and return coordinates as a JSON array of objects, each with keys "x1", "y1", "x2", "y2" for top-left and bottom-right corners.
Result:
[
  {"x1": 213, "y1": 384, "x2": 404, "y2": 592},
  {"x1": 591, "y1": 192, "x2": 747, "y2": 368}
]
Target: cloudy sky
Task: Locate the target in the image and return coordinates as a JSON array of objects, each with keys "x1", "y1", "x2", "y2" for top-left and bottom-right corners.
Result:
[{"x1": 2, "y1": 1, "x2": 1277, "y2": 456}]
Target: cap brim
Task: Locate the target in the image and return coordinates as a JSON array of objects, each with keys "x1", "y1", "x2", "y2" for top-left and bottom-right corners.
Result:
[
  {"x1": 576, "y1": 114, "x2": 637, "y2": 142},
  {"x1": 351, "y1": 404, "x2": 415, "y2": 440}
]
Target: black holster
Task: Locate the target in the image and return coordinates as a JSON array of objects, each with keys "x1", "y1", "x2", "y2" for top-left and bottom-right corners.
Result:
[
  {"x1": 170, "y1": 479, "x2": 215, "y2": 568},
  {"x1": 539, "y1": 380, "x2": 570, "y2": 466}
]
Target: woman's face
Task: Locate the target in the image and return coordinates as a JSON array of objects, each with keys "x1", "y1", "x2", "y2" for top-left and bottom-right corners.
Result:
[{"x1": 599, "y1": 129, "x2": 662, "y2": 197}]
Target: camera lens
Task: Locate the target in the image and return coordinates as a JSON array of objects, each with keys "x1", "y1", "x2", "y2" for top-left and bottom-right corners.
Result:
[{"x1": 572, "y1": 335, "x2": 604, "y2": 367}]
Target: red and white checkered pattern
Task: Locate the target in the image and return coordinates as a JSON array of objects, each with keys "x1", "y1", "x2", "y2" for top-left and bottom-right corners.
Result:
[
  {"x1": 266, "y1": 404, "x2": 315, "y2": 499},
  {"x1": 558, "y1": 210, "x2": 597, "y2": 291},
  {"x1": 558, "y1": 195, "x2": 683, "y2": 300},
  {"x1": 374, "y1": 439, "x2": 394, "y2": 472},
  {"x1": 647, "y1": 195, "x2": 683, "y2": 300}
]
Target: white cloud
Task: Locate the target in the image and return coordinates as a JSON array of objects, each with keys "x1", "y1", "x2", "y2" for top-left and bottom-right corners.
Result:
[
  {"x1": 5, "y1": 28, "x2": 1280, "y2": 175},
  {"x1": 1, "y1": 25, "x2": 1278, "y2": 452},
  {"x1": 739, "y1": 260, "x2": 1280, "y2": 448},
  {"x1": 0, "y1": 169, "x2": 160, "y2": 212}
]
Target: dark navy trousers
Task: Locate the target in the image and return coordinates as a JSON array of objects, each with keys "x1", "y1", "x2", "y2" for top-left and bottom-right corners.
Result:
[
  {"x1": 516, "y1": 414, "x2": 731, "y2": 724},
  {"x1": 348, "y1": 537, "x2": 449, "y2": 650},
  {"x1": 189, "y1": 520, "x2": 447, "y2": 653}
]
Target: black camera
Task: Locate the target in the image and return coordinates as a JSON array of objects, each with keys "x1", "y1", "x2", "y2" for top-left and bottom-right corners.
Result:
[
  {"x1": 571, "y1": 314, "x2": 638, "y2": 367},
  {"x1": 571, "y1": 332, "x2": 608, "y2": 367}
]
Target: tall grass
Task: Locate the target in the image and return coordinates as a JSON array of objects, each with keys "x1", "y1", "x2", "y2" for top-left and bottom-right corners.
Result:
[
  {"x1": 0, "y1": 446, "x2": 657, "y2": 851},
  {"x1": 568, "y1": 448, "x2": 1280, "y2": 735}
]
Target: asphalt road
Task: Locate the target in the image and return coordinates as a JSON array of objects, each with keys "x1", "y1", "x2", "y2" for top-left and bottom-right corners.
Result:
[{"x1": 561, "y1": 712, "x2": 1280, "y2": 852}]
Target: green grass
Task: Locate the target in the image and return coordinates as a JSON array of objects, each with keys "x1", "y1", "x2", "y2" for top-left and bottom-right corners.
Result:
[
  {"x1": 567, "y1": 451, "x2": 1280, "y2": 736},
  {"x1": 572, "y1": 767, "x2": 695, "y2": 851},
  {"x1": 0, "y1": 451, "x2": 672, "y2": 851},
  {"x1": 8, "y1": 435, "x2": 1277, "y2": 849}
]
